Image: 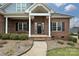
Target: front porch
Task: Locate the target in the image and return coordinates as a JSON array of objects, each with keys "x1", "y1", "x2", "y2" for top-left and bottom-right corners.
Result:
[{"x1": 4, "y1": 15, "x2": 51, "y2": 38}]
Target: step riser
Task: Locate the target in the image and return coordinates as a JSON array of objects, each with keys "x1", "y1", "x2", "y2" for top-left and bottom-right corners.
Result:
[{"x1": 30, "y1": 37, "x2": 51, "y2": 41}]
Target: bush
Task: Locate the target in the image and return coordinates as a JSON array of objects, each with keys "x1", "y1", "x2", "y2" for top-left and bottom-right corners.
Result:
[
  {"x1": 0, "y1": 33, "x2": 3, "y2": 39},
  {"x1": 10, "y1": 34, "x2": 19, "y2": 40},
  {"x1": 19, "y1": 34, "x2": 28, "y2": 40},
  {"x1": 10, "y1": 34, "x2": 28, "y2": 40},
  {"x1": 67, "y1": 42, "x2": 75, "y2": 46},
  {"x1": 70, "y1": 33, "x2": 78, "y2": 36},
  {"x1": 1, "y1": 33, "x2": 10, "y2": 39},
  {"x1": 57, "y1": 40, "x2": 64, "y2": 44},
  {"x1": 0, "y1": 33, "x2": 28, "y2": 40},
  {"x1": 68, "y1": 36, "x2": 77, "y2": 43}
]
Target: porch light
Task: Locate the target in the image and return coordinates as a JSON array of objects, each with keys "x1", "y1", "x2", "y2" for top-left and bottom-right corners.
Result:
[
  {"x1": 46, "y1": 16, "x2": 49, "y2": 19},
  {"x1": 31, "y1": 16, "x2": 34, "y2": 19}
]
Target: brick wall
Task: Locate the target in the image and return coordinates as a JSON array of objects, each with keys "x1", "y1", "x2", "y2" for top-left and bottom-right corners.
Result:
[
  {"x1": 0, "y1": 14, "x2": 4, "y2": 33},
  {"x1": 51, "y1": 18, "x2": 70, "y2": 40},
  {"x1": 8, "y1": 18, "x2": 29, "y2": 34}
]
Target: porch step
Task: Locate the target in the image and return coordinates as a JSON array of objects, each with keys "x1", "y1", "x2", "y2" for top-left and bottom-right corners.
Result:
[{"x1": 30, "y1": 37, "x2": 51, "y2": 41}]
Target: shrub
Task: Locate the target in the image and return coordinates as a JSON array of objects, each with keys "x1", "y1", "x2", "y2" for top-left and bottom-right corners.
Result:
[
  {"x1": 57, "y1": 40, "x2": 64, "y2": 44},
  {"x1": 10, "y1": 34, "x2": 28, "y2": 40},
  {"x1": 0, "y1": 33, "x2": 3, "y2": 39},
  {"x1": 70, "y1": 33, "x2": 77, "y2": 36},
  {"x1": 67, "y1": 42, "x2": 75, "y2": 46},
  {"x1": 19, "y1": 34, "x2": 28, "y2": 40},
  {"x1": 1, "y1": 33, "x2": 10, "y2": 39},
  {"x1": 0, "y1": 33, "x2": 28, "y2": 40},
  {"x1": 68, "y1": 36, "x2": 77, "y2": 43},
  {"x1": 10, "y1": 34, "x2": 19, "y2": 40}
]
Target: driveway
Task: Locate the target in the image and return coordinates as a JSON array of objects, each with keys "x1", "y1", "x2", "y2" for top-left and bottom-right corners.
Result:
[{"x1": 22, "y1": 41, "x2": 47, "y2": 56}]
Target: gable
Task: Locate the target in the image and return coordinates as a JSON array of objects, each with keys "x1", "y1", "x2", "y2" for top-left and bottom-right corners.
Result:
[
  {"x1": 32, "y1": 6, "x2": 48, "y2": 13},
  {"x1": 26, "y1": 3, "x2": 54, "y2": 13}
]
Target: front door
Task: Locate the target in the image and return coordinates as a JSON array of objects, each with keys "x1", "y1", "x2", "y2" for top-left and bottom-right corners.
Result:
[
  {"x1": 35, "y1": 22, "x2": 44, "y2": 34},
  {"x1": 37, "y1": 23, "x2": 42, "y2": 34}
]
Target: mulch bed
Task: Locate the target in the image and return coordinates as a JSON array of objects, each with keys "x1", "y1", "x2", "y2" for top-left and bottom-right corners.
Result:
[{"x1": 0, "y1": 40, "x2": 33, "y2": 56}]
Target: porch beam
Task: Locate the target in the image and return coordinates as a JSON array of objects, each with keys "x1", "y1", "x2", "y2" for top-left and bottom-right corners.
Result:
[
  {"x1": 4, "y1": 16, "x2": 29, "y2": 18},
  {"x1": 30, "y1": 13, "x2": 49, "y2": 16},
  {"x1": 5, "y1": 17, "x2": 8, "y2": 34}
]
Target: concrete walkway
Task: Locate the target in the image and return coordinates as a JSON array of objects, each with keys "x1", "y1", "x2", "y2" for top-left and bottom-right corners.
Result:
[{"x1": 22, "y1": 41, "x2": 47, "y2": 56}]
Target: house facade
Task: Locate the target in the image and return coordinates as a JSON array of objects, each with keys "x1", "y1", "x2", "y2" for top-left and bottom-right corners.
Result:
[{"x1": 0, "y1": 3, "x2": 71, "y2": 40}]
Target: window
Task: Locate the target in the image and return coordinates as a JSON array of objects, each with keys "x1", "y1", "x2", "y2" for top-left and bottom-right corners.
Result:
[
  {"x1": 22, "y1": 3, "x2": 26, "y2": 11},
  {"x1": 16, "y1": 3, "x2": 21, "y2": 12},
  {"x1": 16, "y1": 22, "x2": 28, "y2": 31},
  {"x1": 58, "y1": 22, "x2": 62, "y2": 31},
  {"x1": 51, "y1": 22, "x2": 65, "y2": 31},
  {"x1": 23, "y1": 23, "x2": 27, "y2": 31},
  {"x1": 16, "y1": 3, "x2": 27, "y2": 12},
  {"x1": 18, "y1": 22, "x2": 22, "y2": 30},
  {"x1": 52, "y1": 22, "x2": 56, "y2": 31}
]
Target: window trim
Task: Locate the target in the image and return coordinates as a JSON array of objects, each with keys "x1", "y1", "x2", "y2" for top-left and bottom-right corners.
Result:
[
  {"x1": 16, "y1": 3, "x2": 27, "y2": 12},
  {"x1": 16, "y1": 3, "x2": 21, "y2": 12},
  {"x1": 51, "y1": 22, "x2": 64, "y2": 32},
  {"x1": 23, "y1": 22, "x2": 27, "y2": 31},
  {"x1": 17, "y1": 22, "x2": 28, "y2": 31}
]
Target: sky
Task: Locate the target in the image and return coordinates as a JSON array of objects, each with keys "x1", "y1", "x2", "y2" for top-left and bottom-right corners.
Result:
[{"x1": 48, "y1": 3, "x2": 79, "y2": 28}]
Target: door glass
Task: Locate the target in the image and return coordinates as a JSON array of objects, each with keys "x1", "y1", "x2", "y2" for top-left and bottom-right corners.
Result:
[
  {"x1": 37, "y1": 23, "x2": 41, "y2": 34},
  {"x1": 42, "y1": 23, "x2": 44, "y2": 34},
  {"x1": 35, "y1": 22, "x2": 37, "y2": 34}
]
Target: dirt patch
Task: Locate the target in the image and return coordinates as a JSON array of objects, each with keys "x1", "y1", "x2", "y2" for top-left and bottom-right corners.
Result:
[
  {"x1": 0, "y1": 40, "x2": 33, "y2": 56},
  {"x1": 46, "y1": 40, "x2": 71, "y2": 50}
]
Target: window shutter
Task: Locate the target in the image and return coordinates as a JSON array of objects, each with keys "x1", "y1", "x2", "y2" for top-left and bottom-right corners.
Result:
[
  {"x1": 27, "y1": 22, "x2": 29, "y2": 31},
  {"x1": 51, "y1": 22, "x2": 52, "y2": 31},
  {"x1": 16, "y1": 23, "x2": 18, "y2": 31}
]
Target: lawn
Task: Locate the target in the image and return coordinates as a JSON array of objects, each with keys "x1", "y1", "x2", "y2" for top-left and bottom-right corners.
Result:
[{"x1": 47, "y1": 47, "x2": 79, "y2": 56}]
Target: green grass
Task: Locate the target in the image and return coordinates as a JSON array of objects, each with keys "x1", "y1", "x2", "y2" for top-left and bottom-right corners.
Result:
[{"x1": 47, "y1": 47, "x2": 79, "y2": 56}]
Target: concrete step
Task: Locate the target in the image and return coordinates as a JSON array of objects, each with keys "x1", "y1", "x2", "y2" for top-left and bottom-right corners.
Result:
[{"x1": 30, "y1": 37, "x2": 51, "y2": 41}]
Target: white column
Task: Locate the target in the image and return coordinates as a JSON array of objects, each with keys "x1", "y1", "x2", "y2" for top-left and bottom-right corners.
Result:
[
  {"x1": 29, "y1": 15, "x2": 31, "y2": 37},
  {"x1": 5, "y1": 17, "x2": 8, "y2": 34},
  {"x1": 48, "y1": 14, "x2": 51, "y2": 37}
]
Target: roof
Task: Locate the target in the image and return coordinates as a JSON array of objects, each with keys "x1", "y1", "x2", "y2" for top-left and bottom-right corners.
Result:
[
  {"x1": 51, "y1": 13, "x2": 72, "y2": 18},
  {"x1": 0, "y1": 3, "x2": 72, "y2": 18},
  {"x1": 0, "y1": 3, "x2": 10, "y2": 9}
]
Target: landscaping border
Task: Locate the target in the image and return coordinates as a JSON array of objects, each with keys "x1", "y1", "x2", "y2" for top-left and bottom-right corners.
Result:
[{"x1": 18, "y1": 39, "x2": 34, "y2": 56}]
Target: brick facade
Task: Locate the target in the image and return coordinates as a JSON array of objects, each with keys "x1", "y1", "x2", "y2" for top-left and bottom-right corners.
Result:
[
  {"x1": 0, "y1": 14, "x2": 4, "y2": 33},
  {"x1": 8, "y1": 18, "x2": 29, "y2": 34},
  {"x1": 0, "y1": 16, "x2": 70, "y2": 40},
  {"x1": 51, "y1": 18, "x2": 70, "y2": 40}
]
